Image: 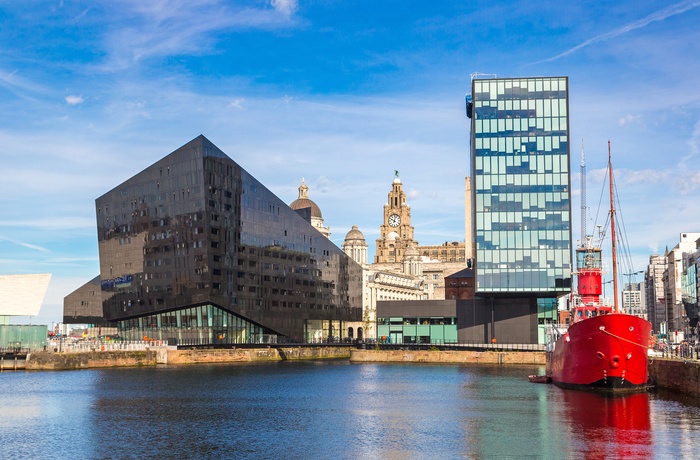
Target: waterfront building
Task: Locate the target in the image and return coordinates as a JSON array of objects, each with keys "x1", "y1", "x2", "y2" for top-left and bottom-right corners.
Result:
[
  {"x1": 0, "y1": 274, "x2": 52, "y2": 348},
  {"x1": 376, "y1": 300, "x2": 461, "y2": 344},
  {"x1": 646, "y1": 254, "x2": 667, "y2": 336},
  {"x1": 64, "y1": 276, "x2": 105, "y2": 325},
  {"x1": 468, "y1": 76, "x2": 572, "y2": 343},
  {"x1": 664, "y1": 233, "x2": 700, "y2": 340},
  {"x1": 79, "y1": 135, "x2": 362, "y2": 345},
  {"x1": 0, "y1": 274, "x2": 51, "y2": 324},
  {"x1": 681, "y1": 242, "x2": 700, "y2": 340}
]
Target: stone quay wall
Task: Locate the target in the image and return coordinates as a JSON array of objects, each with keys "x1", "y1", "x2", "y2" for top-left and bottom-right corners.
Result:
[
  {"x1": 24, "y1": 346, "x2": 352, "y2": 371},
  {"x1": 26, "y1": 350, "x2": 158, "y2": 370},
  {"x1": 648, "y1": 357, "x2": 700, "y2": 398},
  {"x1": 350, "y1": 349, "x2": 545, "y2": 365}
]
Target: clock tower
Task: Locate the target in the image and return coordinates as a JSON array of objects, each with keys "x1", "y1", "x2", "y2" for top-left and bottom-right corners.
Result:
[{"x1": 375, "y1": 171, "x2": 417, "y2": 263}]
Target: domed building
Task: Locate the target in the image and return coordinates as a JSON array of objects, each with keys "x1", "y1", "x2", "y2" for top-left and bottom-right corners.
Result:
[
  {"x1": 342, "y1": 225, "x2": 368, "y2": 265},
  {"x1": 289, "y1": 179, "x2": 330, "y2": 239}
]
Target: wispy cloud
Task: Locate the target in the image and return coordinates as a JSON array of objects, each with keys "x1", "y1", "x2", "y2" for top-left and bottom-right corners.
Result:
[
  {"x1": 0, "y1": 235, "x2": 50, "y2": 252},
  {"x1": 537, "y1": 0, "x2": 700, "y2": 63},
  {"x1": 65, "y1": 95, "x2": 84, "y2": 105},
  {"x1": 0, "y1": 68, "x2": 50, "y2": 102},
  {"x1": 617, "y1": 114, "x2": 643, "y2": 127},
  {"x1": 228, "y1": 98, "x2": 245, "y2": 109},
  {"x1": 98, "y1": 0, "x2": 298, "y2": 71},
  {"x1": 270, "y1": 0, "x2": 298, "y2": 17}
]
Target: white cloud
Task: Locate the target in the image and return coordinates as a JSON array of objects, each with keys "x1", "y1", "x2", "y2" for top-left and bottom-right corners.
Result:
[
  {"x1": 65, "y1": 95, "x2": 84, "y2": 105},
  {"x1": 618, "y1": 114, "x2": 642, "y2": 126},
  {"x1": 228, "y1": 98, "x2": 245, "y2": 109},
  {"x1": 270, "y1": 0, "x2": 298, "y2": 17}
]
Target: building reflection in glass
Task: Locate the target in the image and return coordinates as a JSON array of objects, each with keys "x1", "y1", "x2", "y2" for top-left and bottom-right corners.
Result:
[{"x1": 95, "y1": 135, "x2": 362, "y2": 345}]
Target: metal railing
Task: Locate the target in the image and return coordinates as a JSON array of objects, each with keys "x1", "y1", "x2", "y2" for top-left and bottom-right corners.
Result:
[
  {"x1": 48, "y1": 340, "x2": 166, "y2": 353},
  {"x1": 363, "y1": 342, "x2": 546, "y2": 352}
]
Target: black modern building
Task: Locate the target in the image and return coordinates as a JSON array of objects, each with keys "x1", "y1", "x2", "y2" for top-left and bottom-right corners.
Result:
[{"x1": 89, "y1": 135, "x2": 362, "y2": 345}]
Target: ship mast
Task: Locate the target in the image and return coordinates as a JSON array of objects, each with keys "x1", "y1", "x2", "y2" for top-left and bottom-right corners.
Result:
[
  {"x1": 580, "y1": 141, "x2": 586, "y2": 245},
  {"x1": 608, "y1": 141, "x2": 619, "y2": 313}
]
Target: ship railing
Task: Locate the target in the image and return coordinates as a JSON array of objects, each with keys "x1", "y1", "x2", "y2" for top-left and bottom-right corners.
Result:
[
  {"x1": 571, "y1": 296, "x2": 615, "y2": 308},
  {"x1": 544, "y1": 324, "x2": 568, "y2": 350}
]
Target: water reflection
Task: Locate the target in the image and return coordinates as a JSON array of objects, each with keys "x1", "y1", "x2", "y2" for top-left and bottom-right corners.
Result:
[
  {"x1": 2, "y1": 363, "x2": 700, "y2": 459},
  {"x1": 558, "y1": 390, "x2": 652, "y2": 459}
]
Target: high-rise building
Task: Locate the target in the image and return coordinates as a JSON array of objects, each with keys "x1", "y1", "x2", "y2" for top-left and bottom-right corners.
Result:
[
  {"x1": 467, "y1": 76, "x2": 572, "y2": 343},
  {"x1": 646, "y1": 254, "x2": 667, "y2": 335},
  {"x1": 664, "y1": 233, "x2": 700, "y2": 338},
  {"x1": 622, "y1": 282, "x2": 645, "y2": 319},
  {"x1": 87, "y1": 135, "x2": 362, "y2": 345}
]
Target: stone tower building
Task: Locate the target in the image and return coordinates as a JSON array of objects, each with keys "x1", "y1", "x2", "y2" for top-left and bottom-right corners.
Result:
[{"x1": 375, "y1": 172, "x2": 417, "y2": 263}]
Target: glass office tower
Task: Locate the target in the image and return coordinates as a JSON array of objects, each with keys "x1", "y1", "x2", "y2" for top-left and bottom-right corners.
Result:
[
  {"x1": 95, "y1": 135, "x2": 362, "y2": 345},
  {"x1": 469, "y1": 77, "x2": 572, "y2": 295}
]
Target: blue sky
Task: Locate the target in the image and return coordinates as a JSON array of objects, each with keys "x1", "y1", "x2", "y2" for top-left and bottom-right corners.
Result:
[{"x1": 2, "y1": 0, "x2": 699, "y2": 326}]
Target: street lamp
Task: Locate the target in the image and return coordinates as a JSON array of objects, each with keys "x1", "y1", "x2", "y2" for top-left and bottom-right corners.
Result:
[
  {"x1": 623, "y1": 270, "x2": 644, "y2": 289},
  {"x1": 622, "y1": 271, "x2": 644, "y2": 316},
  {"x1": 603, "y1": 279, "x2": 614, "y2": 298}
]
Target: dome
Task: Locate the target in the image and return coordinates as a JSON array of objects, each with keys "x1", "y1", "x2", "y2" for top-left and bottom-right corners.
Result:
[
  {"x1": 393, "y1": 177, "x2": 401, "y2": 184},
  {"x1": 405, "y1": 245, "x2": 419, "y2": 257},
  {"x1": 289, "y1": 179, "x2": 322, "y2": 218},
  {"x1": 344, "y1": 225, "x2": 365, "y2": 241},
  {"x1": 290, "y1": 198, "x2": 322, "y2": 218},
  {"x1": 387, "y1": 231, "x2": 399, "y2": 241}
]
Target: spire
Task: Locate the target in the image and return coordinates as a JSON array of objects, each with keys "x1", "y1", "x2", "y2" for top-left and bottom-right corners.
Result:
[{"x1": 298, "y1": 178, "x2": 309, "y2": 199}]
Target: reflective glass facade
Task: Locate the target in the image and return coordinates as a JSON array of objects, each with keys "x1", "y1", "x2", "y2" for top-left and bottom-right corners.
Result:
[
  {"x1": 96, "y1": 135, "x2": 362, "y2": 344},
  {"x1": 470, "y1": 77, "x2": 572, "y2": 294},
  {"x1": 376, "y1": 316, "x2": 458, "y2": 345}
]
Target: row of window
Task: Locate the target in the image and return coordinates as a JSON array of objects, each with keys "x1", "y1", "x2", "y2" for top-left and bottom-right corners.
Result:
[
  {"x1": 474, "y1": 77, "x2": 567, "y2": 97},
  {"x1": 476, "y1": 247, "x2": 570, "y2": 264},
  {"x1": 475, "y1": 149, "x2": 569, "y2": 173},
  {"x1": 377, "y1": 317, "x2": 457, "y2": 326}
]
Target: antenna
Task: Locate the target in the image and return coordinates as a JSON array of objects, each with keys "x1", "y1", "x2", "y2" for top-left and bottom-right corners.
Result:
[{"x1": 580, "y1": 140, "x2": 586, "y2": 245}]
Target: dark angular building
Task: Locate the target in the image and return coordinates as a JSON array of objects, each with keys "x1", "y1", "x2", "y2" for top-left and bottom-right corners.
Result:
[
  {"x1": 63, "y1": 276, "x2": 105, "y2": 325},
  {"x1": 92, "y1": 135, "x2": 362, "y2": 345}
]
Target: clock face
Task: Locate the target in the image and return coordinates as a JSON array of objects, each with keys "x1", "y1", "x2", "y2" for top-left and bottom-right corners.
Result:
[{"x1": 388, "y1": 214, "x2": 401, "y2": 227}]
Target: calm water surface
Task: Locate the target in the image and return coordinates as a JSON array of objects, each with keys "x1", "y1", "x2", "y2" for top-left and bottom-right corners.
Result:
[{"x1": 2, "y1": 361, "x2": 700, "y2": 459}]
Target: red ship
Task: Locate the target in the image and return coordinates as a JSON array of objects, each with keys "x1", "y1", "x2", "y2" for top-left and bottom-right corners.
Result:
[{"x1": 546, "y1": 142, "x2": 652, "y2": 392}]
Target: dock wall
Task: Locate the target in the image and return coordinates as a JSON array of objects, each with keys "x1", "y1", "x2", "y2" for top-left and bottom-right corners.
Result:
[
  {"x1": 23, "y1": 346, "x2": 351, "y2": 370},
  {"x1": 349, "y1": 349, "x2": 545, "y2": 365},
  {"x1": 648, "y1": 358, "x2": 700, "y2": 398}
]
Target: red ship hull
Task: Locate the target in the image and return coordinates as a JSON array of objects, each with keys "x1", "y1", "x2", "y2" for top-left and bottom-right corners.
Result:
[{"x1": 548, "y1": 313, "x2": 651, "y2": 392}]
